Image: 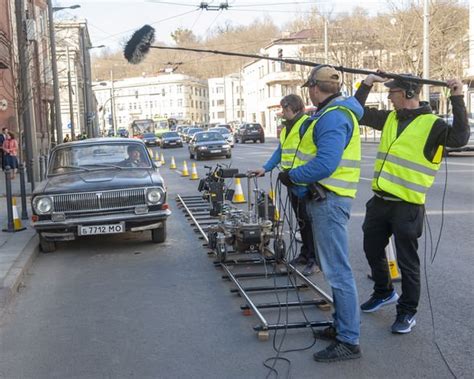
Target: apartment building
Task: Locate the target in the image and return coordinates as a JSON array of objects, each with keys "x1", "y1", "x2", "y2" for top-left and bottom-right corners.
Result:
[
  {"x1": 93, "y1": 73, "x2": 209, "y2": 134},
  {"x1": 208, "y1": 73, "x2": 245, "y2": 124}
]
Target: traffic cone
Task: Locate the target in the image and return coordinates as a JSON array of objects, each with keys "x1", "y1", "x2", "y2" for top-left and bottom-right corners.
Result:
[
  {"x1": 190, "y1": 163, "x2": 199, "y2": 180},
  {"x1": 160, "y1": 153, "x2": 165, "y2": 165},
  {"x1": 170, "y1": 156, "x2": 177, "y2": 169},
  {"x1": 232, "y1": 177, "x2": 246, "y2": 203},
  {"x1": 269, "y1": 190, "x2": 280, "y2": 221},
  {"x1": 386, "y1": 237, "x2": 401, "y2": 281},
  {"x1": 12, "y1": 198, "x2": 26, "y2": 231},
  {"x1": 153, "y1": 150, "x2": 160, "y2": 161},
  {"x1": 181, "y1": 161, "x2": 189, "y2": 176}
]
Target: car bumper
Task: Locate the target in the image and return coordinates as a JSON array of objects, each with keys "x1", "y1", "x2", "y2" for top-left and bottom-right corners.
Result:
[
  {"x1": 32, "y1": 209, "x2": 171, "y2": 241},
  {"x1": 162, "y1": 141, "x2": 183, "y2": 147},
  {"x1": 196, "y1": 149, "x2": 230, "y2": 157}
]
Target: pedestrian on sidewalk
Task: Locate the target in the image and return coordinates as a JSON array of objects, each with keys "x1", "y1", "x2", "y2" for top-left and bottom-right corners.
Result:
[
  {"x1": 251, "y1": 94, "x2": 320, "y2": 276},
  {"x1": 0, "y1": 127, "x2": 8, "y2": 170},
  {"x1": 2, "y1": 131, "x2": 19, "y2": 179},
  {"x1": 355, "y1": 73, "x2": 469, "y2": 334}
]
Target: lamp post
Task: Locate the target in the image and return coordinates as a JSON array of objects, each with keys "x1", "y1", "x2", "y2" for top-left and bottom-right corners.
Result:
[{"x1": 47, "y1": 2, "x2": 80, "y2": 144}]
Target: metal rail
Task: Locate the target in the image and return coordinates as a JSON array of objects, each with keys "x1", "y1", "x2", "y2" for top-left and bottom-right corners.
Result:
[{"x1": 175, "y1": 193, "x2": 334, "y2": 339}]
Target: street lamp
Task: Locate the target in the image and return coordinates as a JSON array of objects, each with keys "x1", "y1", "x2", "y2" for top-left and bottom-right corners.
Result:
[{"x1": 47, "y1": 1, "x2": 81, "y2": 144}]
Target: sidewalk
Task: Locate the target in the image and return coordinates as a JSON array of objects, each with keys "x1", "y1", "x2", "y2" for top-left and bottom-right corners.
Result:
[{"x1": 0, "y1": 172, "x2": 38, "y2": 315}]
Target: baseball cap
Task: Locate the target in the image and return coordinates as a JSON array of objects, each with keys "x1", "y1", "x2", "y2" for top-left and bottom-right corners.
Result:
[
  {"x1": 301, "y1": 65, "x2": 341, "y2": 88},
  {"x1": 384, "y1": 74, "x2": 422, "y2": 93}
]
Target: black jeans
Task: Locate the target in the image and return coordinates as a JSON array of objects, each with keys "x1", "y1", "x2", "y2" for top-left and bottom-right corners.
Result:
[
  {"x1": 289, "y1": 192, "x2": 318, "y2": 266},
  {"x1": 362, "y1": 196, "x2": 424, "y2": 316}
]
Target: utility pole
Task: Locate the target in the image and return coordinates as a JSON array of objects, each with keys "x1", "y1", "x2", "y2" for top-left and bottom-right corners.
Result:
[
  {"x1": 110, "y1": 70, "x2": 117, "y2": 135},
  {"x1": 422, "y1": 0, "x2": 430, "y2": 102},
  {"x1": 80, "y1": 28, "x2": 90, "y2": 137},
  {"x1": 67, "y1": 46, "x2": 75, "y2": 140},
  {"x1": 47, "y1": 0, "x2": 63, "y2": 143},
  {"x1": 15, "y1": 0, "x2": 37, "y2": 189}
]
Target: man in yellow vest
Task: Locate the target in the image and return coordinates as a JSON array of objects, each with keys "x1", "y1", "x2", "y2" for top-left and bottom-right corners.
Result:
[
  {"x1": 355, "y1": 74, "x2": 469, "y2": 334},
  {"x1": 278, "y1": 65, "x2": 363, "y2": 362},
  {"x1": 253, "y1": 94, "x2": 320, "y2": 276}
]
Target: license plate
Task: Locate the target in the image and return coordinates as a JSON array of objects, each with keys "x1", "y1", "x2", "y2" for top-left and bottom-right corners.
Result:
[
  {"x1": 170, "y1": 142, "x2": 176, "y2": 145},
  {"x1": 78, "y1": 223, "x2": 125, "y2": 236},
  {"x1": 210, "y1": 149, "x2": 221, "y2": 153}
]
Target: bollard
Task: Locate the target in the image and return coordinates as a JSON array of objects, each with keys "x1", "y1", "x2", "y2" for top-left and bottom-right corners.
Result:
[
  {"x1": 2, "y1": 166, "x2": 15, "y2": 232},
  {"x1": 43, "y1": 154, "x2": 48, "y2": 175},
  {"x1": 19, "y1": 163, "x2": 28, "y2": 220},
  {"x1": 29, "y1": 158, "x2": 35, "y2": 191},
  {"x1": 39, "y1": 156, "x2": 45, "y2": 181}
]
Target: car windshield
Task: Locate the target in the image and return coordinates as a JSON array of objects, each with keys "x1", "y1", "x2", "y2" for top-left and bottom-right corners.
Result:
[
  {"x1": 210, "y1": 127, "x2": 229, "y2": 135},
  {"x1": 143, "y1": 133, "x2": 155, "y2": 138},
  {"x1": 49, "y1": 142, "x2": 152, "y2": 175},
  {"x1": 247, "y1": 124, "x2": 261, "y2": 131},
  {"x1": 194, "y1": 132, "x2": 225, "y2": 142},
  {"x1": 162, "y1": 132, "x2": 179, "y2": 138}
]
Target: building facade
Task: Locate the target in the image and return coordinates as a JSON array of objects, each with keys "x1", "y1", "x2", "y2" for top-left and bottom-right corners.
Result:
[
  {"x1": 208, "y1": 74, "x2": 244, "y2": 124},
  {"x1": 93, "y1": 73, "x2": 209, "y2": 134}
]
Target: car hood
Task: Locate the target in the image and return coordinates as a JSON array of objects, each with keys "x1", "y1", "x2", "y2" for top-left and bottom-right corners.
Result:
[
  {"x1": 192, "y1": 140, "x2": 227, "y2": 146},
  {"x1": 34, "y1": 169, "x2": 162, "y2": 195}
]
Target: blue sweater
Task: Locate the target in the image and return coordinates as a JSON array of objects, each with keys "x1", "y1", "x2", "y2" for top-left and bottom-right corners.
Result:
[{"x1": 263, "y1": 96, "x2": 363, "y2": 197}]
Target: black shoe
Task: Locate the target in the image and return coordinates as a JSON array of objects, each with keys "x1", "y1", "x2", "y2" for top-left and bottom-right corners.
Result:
[
  {"x1": 302, "y1": 261, "x2": 320, "y2": 276},
  {"x1": 313, "y1": 341, "x2": 361, "y2": 362},
  {"x1": 313, "y1": 326, "x2": 337, "y2": 341},
  {"x1": 289, "y1": 255, "x2": 307, "y2": 265},
  {"x1": 391, "y1": 313, "x2": 416, "y2": 334}
]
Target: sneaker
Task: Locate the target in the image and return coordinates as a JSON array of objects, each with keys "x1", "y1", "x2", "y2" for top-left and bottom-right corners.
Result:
[
  {"x1": 289, "y1": 255, "x2": 307, "y2": 265},
  {"x1": 302, "y1": 261, "x2": 320, "y2": 276},
  {"x1": 313, "y1": 341, "x2": 361, "y2": 362},
  {"x1": 360, "y1": 291, "x2": 399, "y2": 313},
  {"x1": 391, "y1": 313, "x2": 416, "y2": 334},
  {"x1": 313, "y1": 326, "x2": 337, "y2": 341}
]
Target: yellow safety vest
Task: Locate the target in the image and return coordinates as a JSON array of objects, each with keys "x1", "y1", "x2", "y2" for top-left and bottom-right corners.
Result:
[
  {"x1": 293, "y1": 106, "x2": 361, "y2": 198},
  {"x1": 280, "y1": 114, "x2": 310, "y2": 169},
  {"x1": 372, "y1": 112, "x2": 442, "y2": 204}
]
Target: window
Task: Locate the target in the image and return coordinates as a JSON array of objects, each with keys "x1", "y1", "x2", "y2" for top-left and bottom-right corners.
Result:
[
  {"x1": 178, "y1": 99, "x2": 183, "y2": 107},
  {"x1": 177, "y1": 85, "x2": 182, "y2": 94},
  {"x1": 216, "y1": 87, "x2": 224, "y2": 94},
  {"x1": 217, "y1": 100, "x2": 224, "y2": 106},
  {"x1": 217, "y1": 111, "x2": 225, "y2": 118}
]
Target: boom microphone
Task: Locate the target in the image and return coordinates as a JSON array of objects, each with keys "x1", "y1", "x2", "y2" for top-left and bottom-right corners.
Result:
[{"x1": 124, "y1": 24, "x2": 447, "y2": 87}]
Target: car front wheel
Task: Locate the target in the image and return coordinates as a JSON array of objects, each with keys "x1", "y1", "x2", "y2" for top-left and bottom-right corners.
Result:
[
  {"x1": 151, "y1": 223, "x2": 166, "y2": 243},
  {"x1": 39, "y1": 234, "x2": 56, "y2": 253}
]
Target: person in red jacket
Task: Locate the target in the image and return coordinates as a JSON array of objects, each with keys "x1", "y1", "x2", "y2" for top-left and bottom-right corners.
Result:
[{"x1": 2, "y1": 131, "x2": 19, "y2": 179}]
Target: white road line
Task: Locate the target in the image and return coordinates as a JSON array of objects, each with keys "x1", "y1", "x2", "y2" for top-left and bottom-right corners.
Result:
[{"x1": 351, "y1": 209, "x2": 474, "y2": 217}]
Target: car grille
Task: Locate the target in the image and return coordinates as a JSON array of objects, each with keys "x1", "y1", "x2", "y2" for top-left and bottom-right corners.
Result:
[{"x1": 52, "y1": 188, "x2": 146, "y2": 213}]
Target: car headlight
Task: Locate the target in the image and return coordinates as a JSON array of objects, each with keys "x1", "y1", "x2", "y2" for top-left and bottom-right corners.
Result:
[
  {"x1": 146, "y1": 188, "x2": 163, "y2": 205},
  {"x1": 198, "y1": 146, "x2": 208, "y2": 150},
  {"x1": 33, "y1": 196, "x2": 53, "y2": 214}
]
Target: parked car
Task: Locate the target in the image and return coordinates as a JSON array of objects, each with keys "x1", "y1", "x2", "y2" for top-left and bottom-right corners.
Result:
[
  {"x1": 141, "y1": 132, "x2": 157, "y2": 146},
  {"x1": 235, "y1": 123, "x2": 265, "y2": 143},
  {"x1": 188, "y1": 131, "x2": 231, "y2": 160},
  {"x1": 185, "y1": 127, "x2": 203, "y2": 143},
  {"x1": 31, "y1": 138, "x2": 171, "y2": 252},
  {"x1": 159, "y1": 131, "x2": 183, "y2": 148},
  {"x1": 444, "y1": 117, "x2": 474, "y2": 155},
  {"x1": 209, "y1": 127, "x2": 234, "y2": 147},
  {"x1": 117, "y1": 128, "x2": 129, "y2": 138}
]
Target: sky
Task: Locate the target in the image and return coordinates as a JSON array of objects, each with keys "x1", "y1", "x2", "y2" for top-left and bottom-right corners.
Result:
[{"x1": 53, "y1": 0, "x2": 394, "y2": 53}]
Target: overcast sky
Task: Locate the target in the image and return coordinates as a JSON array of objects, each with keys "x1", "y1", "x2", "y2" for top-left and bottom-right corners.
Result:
[{"x1": 53, "y1": 0, "x2": 399, "y2": 52}]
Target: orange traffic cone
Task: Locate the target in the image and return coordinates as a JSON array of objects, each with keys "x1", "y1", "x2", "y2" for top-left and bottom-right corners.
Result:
[
  {"x1": 232, "y1": 177, "x2": 246, "y2": 203},
  {"x1": 160, "y1": 153, "x2": 165, "y2": 165},
  {"x1": 386, "y1": 237, "x2": 401, "y2": 281},
  {"x1": 170, "y1": 156, "x2": 177, "y2": 169},
  {"x1": 190, "y1": 163, "x2": 199, "y2": 180},
  {"x1": 181, "y1": 161, "x2": 189, "y2": 176}
]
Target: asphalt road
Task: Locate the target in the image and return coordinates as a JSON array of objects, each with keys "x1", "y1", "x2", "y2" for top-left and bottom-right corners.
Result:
[{"x1": 0, "y1": 139, "x2": 472, "y2": 378}]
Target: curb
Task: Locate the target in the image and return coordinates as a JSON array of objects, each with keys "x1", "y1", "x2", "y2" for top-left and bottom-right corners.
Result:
[{"x1": 0, "y1": 234, "x2": 39, "y2": 318}]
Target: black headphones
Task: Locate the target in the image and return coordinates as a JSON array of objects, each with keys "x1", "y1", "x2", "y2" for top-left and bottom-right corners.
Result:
[{"x1": 405, "y1": 82, "x2": 416, "y2": 99}]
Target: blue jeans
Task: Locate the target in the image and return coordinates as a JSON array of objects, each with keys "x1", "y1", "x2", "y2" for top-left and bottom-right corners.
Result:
[{"x1": 306, "y1": 192, "x2": 360, "y2": 345}]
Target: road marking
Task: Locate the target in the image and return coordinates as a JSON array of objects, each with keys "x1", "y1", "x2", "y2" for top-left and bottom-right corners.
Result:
[{"x1": 351, "y1": 209, "x2": 474, "y2": 217}]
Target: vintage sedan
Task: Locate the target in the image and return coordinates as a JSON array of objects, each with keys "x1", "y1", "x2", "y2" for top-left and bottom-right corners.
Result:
[
  {"x1": 188, "y1": 131, "x2": 231, "y2": 160},
  {"x1": 31, "y1": 138, "x2": 171, "y2": 252}
]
